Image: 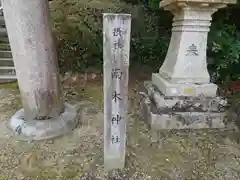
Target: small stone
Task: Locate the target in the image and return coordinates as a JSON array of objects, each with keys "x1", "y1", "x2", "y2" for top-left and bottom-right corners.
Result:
[
  {"x1": 47, "y1": 140, "x2": 53, "y2": 144},
  {"x1": 91, "y1": 73, "x2": 96, "y2": 79},
  {"x1": 27, "y1": 140, "x2": 33, "y2": 143}
]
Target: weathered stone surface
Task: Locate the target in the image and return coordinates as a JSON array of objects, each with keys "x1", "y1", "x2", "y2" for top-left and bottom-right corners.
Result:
[
  {"x1": 152, "y1": 0, "x2": 237, "y2": 97},
  {"x1": 2, "y1": 0, "x2": 64, "y2": 120},
  {"x1": 144, "y1": 81, "x2": 229, "y2": 113},
  {"x1": 152, "y1": 73, "x2": 218, "y2": 97},
  {"x1": 8, "y1": 103, "x2": 77, "y2": 141},
  {"x1": 103, "y1": 13, "x2": 131, "y2": 171},
  {"x1": 137, "y1": 82, "x2": 232, "y2": 130}
]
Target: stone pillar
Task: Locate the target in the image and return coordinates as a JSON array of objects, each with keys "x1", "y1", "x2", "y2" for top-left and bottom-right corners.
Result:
[
  {"x1": 2, "y1": 0, "x2": 77, "y2": 140},
  {"x1": 152, "y1": 0, "x2": 236, "y2": 97}
]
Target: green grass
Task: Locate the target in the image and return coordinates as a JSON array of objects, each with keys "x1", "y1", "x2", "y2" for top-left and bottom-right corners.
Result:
[{"x1": 0, "y1": 81, "x2": 18, "y2": 89}]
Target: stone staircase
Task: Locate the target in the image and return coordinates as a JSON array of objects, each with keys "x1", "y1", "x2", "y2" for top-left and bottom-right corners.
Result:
[{"x1": 0, "y1": 9, "x2": 17, "y2": 83}]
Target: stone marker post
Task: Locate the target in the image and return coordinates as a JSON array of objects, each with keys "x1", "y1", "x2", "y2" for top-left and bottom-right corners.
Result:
[
  {"x1": 2, "y1": 0, "x2": 77, "y2": 140},
  {"x1": 103, "y1": 13, "x2": 131, "y2": 171}
]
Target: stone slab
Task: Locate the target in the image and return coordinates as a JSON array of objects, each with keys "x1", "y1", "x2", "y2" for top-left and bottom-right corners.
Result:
[
  {"x1": 9, "y1": 102, "x2": 77, "y2": 141},
  {"x1": 152, "y1": 73, "x2": 218, "y2": 97},
  {"x1": 137, "y1": 82, "x2": 231, "y2": 130},
  {"x1": 144, "y1": 81, "x2": 229, "y2": 113}
]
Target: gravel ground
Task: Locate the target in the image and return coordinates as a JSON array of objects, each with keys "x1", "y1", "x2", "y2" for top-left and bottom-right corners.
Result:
[{"x1": 0, "y1": 75, "x2": 239, "y2": 180}]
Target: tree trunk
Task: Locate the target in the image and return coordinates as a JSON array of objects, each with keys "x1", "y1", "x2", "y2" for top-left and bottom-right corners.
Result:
[{"x1": 2, "y1": 0, "x2": 64, "y2": 120}]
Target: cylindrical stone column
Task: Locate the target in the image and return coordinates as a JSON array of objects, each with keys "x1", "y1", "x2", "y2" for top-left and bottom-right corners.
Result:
[
  {"x1": 2, "y1": 0, "x2": 77, "y2": 140},
  {"x1": 2, "y1": 0, "x2": 64, "y2": 120}
]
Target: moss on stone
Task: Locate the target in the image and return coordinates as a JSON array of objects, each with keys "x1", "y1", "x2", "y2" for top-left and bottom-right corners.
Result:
[{"x1": 0, "y1": 81, "x2": 18, "y2": 89}]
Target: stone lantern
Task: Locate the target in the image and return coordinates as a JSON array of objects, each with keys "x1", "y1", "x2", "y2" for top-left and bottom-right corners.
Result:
[{"x1": 137, "y1": 0, "x2": 237, "y2": 130}]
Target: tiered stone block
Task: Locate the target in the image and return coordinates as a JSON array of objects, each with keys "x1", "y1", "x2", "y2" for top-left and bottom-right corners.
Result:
[{"x1": 137, "y1": 81, "x2": 231, "y2": 130}]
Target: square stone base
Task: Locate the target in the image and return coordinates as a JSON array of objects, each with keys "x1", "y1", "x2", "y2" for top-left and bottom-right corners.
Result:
[
  {"x1": 152, "y1": 73, "x2": 218, "y2": 97},
  {"x1": 137, "y1": 81, "x2": 232, "y2": 130}
]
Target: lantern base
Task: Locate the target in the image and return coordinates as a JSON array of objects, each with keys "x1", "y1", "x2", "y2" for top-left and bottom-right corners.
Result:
[{"x1": 152, "y1": 73, "x2": 218, "y2": 97}]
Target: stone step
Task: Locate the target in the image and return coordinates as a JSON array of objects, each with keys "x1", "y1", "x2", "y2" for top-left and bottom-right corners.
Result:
[
  {"x1": 137, "y1": 94, "x2": 229, "y2": 130},
  {"x1": 0, "y1": 66, "x2": 15, "y2": 75},
  {"x1": 159, "y1": 109, "x2": 226, "y2": 130},
  {"x1": 0, "y1": 37, "x2": 9, "y2": 43},
  {"x1": 0, "y1": 58, "x2": 14, "y2": 66},
  {"x1": 137, "y1": 83, "x2": 233, "y2": 131},
  {"x1": 0, "y1": 43, "x2": 10, "y2": 50},
  {"x1": 143, "y1": 81, "x2": 229, "y2": 113},
  {"x1": 0, "y1": 74, "x2": 17, "y2": 83},
  {"x1": 0, "y1": 16, "x2": 5, "y2": 25},
  {"x1": 0, "y1": 50, "x2": 12, "y2": 58},
  {"x1": 0, "y1": 74, "x2": 16, "y2": 79},
  {"x1": 0, "y1": 25, "x2": 6, "y2": 29},
  {"x1": 174, "y1": 111, "x2": 226, "y2": 128},
  {"x1": 0, "y1": 27, "x2": 7, "y2": 37}
]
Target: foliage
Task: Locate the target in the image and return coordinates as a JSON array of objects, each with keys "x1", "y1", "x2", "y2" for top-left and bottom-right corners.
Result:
[
  {"x1": 50, "y1": 0, "x2": 171, "y2": 73},
  {"x1": 50, "y1": 0, "x2": 124, "y2": 72},
  {"x1": 50, "y1": 0, "x2": 240, "y2": 82},
  {"x1": 130, "y1": 8, "x2": 171, "y2": 70},
  {"x1": 146, "y1": 0, "x2": 240, "y2": 83},
  {"x1": 208, "y1": 8, "x2": 240, "y2": 83}
]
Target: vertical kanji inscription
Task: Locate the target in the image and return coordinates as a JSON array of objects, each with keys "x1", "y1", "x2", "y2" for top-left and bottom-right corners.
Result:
[{"x1": 103, "y1": 13, "x2": 131, "y2": 171}]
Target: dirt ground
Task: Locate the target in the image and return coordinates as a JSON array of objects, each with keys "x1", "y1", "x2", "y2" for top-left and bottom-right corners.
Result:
[{"x1": 0, "y1": 72, "x2": 240, "y2": 180}]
